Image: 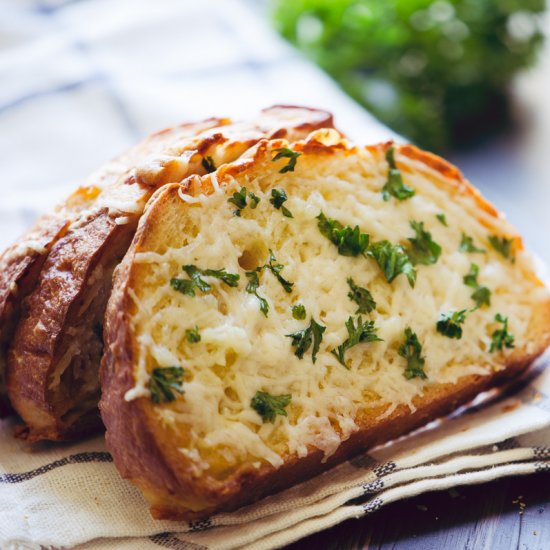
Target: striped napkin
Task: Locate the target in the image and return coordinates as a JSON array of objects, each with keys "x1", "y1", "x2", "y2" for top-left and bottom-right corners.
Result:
[{"x1": 1, "y1": 1, "x2": 549, "y2": 549}]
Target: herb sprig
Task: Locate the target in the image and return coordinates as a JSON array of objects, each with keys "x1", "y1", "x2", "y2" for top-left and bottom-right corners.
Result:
[
  {"x1": 171, "y1": 265, "x2": 240, "y2": 297},
  {"x1": 368, "y1": 241, "x2": 416, "y2": 287},
  {"x1": 251, "y1": 391, "x2": 292, "y2": 423},
  {"x1": 459, "y1": 233, "x2": 486, "y2": 254},
  {"x1": 347, "y1": 277, "x2": 376, "y2": 314},
  {"x1": 148, "y1": 366, "x2": 185, "y2": 404},
  {"x1": 382, "y1": 146, "x2": 415, "y2": 201},
  {"x1": 463, "y1": 263, "x2": 491, "y2": 308},
  {"x1": 406, "y1": 221, "x2": 442, "y2": 266},
  {"x1": 272, "y1": 147, "x2": 301, "y2": 174},
  {"x1": 287, "y1": 318, "x2": 326, "y2": 363},
  {"x1": 436, "y1": 310, "x2": 468, "y2": 339},
  {"x1": 317, "y1": 212, "x2": 370, "y2": 257},
  {"x1": 227, "y1": 186, "x2": 260, "y2": 216},
  {"x1": 489, "y1": 314, "x2": 515, "y2": 352},
  {"x1": 270, "y1": 188, "x2": 293, "y2": 217},
  {"x1": 330, "y1": 316, "x2": 382, "y2": 369},
  {"x1": 399, "y1": 328, "x2": 427, "y2": 380},
  {"x1": 489, "y1": 235, "x2": 515, "y2": 261}
]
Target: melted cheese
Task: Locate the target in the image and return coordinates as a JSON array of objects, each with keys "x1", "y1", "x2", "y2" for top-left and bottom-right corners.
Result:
[{"x1": 127, "y1": 145, "x2": 549, "y2": 475}]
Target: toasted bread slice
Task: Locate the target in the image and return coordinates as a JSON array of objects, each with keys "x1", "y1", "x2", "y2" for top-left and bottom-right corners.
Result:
[
  {"x1": 6, "y1": 107, "x2": 334, "y2": 440},
  {"x1": 0, "y1": 116, "x2": 230, "y2": 418},
  {"x1": 100, "y1": 130, "x2": 550, "y2": 519}
]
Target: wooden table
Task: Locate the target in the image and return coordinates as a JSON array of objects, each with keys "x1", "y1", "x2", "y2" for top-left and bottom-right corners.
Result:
[{"x1": 290, "y1": 472, "x2": 550, "y2": 549}]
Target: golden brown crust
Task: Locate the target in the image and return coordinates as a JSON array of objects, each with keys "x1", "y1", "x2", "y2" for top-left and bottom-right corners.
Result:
[
  {"x1": 100, "y1": 135, "x2": 550, "y2": 520},
  {"x1": 6, "y1": 106, "x2": 336, "y2": 440}
]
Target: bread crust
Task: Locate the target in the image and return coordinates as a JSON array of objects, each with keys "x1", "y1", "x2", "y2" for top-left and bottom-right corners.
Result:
[
  {"x1": 6, "y1": 106, "x2": 335, "y2": 440},
  {"x1": 100, "y1": 136, "x2": 550, "y2": 519}
]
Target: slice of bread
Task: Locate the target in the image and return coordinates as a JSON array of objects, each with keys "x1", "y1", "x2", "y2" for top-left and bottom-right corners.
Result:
[
  {"x1": 5, "y1": 107, "x2": 334, "y2": 440},
  {"x1": 100, "y1": 130, "x2": 550, "y2": 519}
]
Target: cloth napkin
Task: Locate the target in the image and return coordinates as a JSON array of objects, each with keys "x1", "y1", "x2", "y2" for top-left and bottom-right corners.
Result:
[{"x1": 1, "y1": 1, "x2": 549, "y2": 549}]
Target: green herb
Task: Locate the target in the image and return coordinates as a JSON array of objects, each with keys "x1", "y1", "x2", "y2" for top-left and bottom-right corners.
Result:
[
  {"x1": 251, "y1": 391, "x2": 292, "y2": 423},
  {"x1": 347, "y1": 277, "x2": 376, "y2": 314},
  {"x1": 436, "y1": 213, "x2": 448, "y2": 227},
  {"x1": 272, "y1": 147, "x2": 301, "y2": 174},
  {"x1": 316, "y1": 212, "x2": 369, "y2": 257},
  {"x1": 201, "y1": 156, "x2": 216, "y2": 174},
  {"x1": 368, "y1": 240, "x2": 416, "y2": 287},
  {"x1": 330, "y1": 316, "x2": 382, "y2": 369},
  {"x1": 148, "y1": 366, "x2": 185, "y2": 404},
  {"x1": 185, "y1": 326, "x2": 201, "y2": 343},
  {"x1": 463, "y1": 263, "x2": 480, "y2": 288},
  {"x1": 462, "y1": 263, "x2": 491, "y2": 308},
  {"x1": 459, "y1": 233, "x2": 486, "y2": 254},
  {"x1": 265, "y1": 249, "x2": 293, "y2": 293},
  {"x1": 489, "y1": 313, "x2": 515, "y2": 352},
  {"x1": 171, "y1": 264, "x2": 240, "y2": 297},
  {"x1": 382, "y1": 146, "x2": 415, "y2": 201},
  {"x1": 292, "y1": 304, "x2": 306, "y2": 320},
  {"x1": 286, "y1": 318, "x2": 326, "y2": 363},
  {"x1": 488, "y1": 235, "x2": 515, "y2": 261},
  {"x1": 245, "y1": 270, "x2": 269, "y2": 317},
  {"x1": 436, "y1": 310, "x2": 468, "y2": 339},
  {"x1": 471, "y1": 286, "x2": 491, "y2": 308},
  {"x1": 227, "y1": 186, "x2": 261, "y2": 216},
  {"x1": 406, "y1": 221, "x2": 442, "y2": 266},
  {"x1": 270, "y1": 188, "x2": 293, "y2": 217},
  {"x1": 399, "y1": 328, "x2": 427, "y2": 380}
]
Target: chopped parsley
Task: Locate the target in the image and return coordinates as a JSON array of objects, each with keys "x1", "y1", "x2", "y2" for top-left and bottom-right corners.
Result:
[
  {"x1": 227, "y1": 187, "x2": 261, "y2": 216},
  {"x1": 170, "y1": 264, "x2": 240, "y2": 297},
  {"x1": 272, "y1": 147, "x2": 301, "y2": 174},
  {"x1": 201, "y1": 156, "x2": 216, "y2": 174},
  {"x1": 488, "y1": 235, "x2": 515, "y2": 261},
  {"x1": 436, "y1": 213, "x2": 448, "y2": 226},
  {"x1": 292, "y1": 303, "x2": 306, "y2": 320},
  {"x1": 382, "y1": 146, "x2": 415, "y2": 201},
  {"x1": 317, "y1": 212, "x2": 370, "y2": 257},
  {"x1": 264, "y1": 249, "x2": 293, "y2": 292},
  {"x1": 471, "y1": 286, "x2": 491, "y2": 308},
  {"x1": 251, "y1": 391, "x2": 292, "y2": 423},
  {"x1": 406, "y1": 221, "x2": 442, "y2": 266},
  {"x1": 270, "y1": 188, "x2": 293, "y2": 218},
  {"x1": 330, "y1": 316, "x2": 382, "y2": 369},
  {"x1": 185, "y1": 326, "x2": 201, "y2": 343},
  {"x1": 286, "y1": 318, "x2": 326, "y2": 363},
  {"x1": 368, "y1": 240, "x2": 416, "y2": 287},
  {"x1": 399, "y1": 328, "x2": 427, "y2": 380},
  {"x1": 436, "y1": 310, "x2": 468, "y2": 339},
  {"x1": 489, "y1": 313, "x2": 515, "y2": 352},
  {"x1": 462, "y1": 263, "x2": 491, "y2": 308},
  {"x1": 347, "y1": 277, "x2": 376, "y2": 314},
  {"x1": 459, "y1": 233, "x2": 486, "y2": 254},
  {"x1": 148, "y1": 366, "x2": 185, "y2": 404},
  {"x1": 245, "y1": 270, "x2": 269, "y2": 317}
]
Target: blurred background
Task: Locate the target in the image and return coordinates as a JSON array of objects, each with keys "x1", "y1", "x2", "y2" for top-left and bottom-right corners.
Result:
[{"x1": 1, "y1": 0, "x2": 549, "y2": 264}]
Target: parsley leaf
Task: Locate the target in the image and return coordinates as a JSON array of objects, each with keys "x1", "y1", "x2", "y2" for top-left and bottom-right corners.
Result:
[
  {"x1": 227, "y1": 186, "x2": 261, "y2": 216},
  {"x1": 471, "y1": 286, "x2": 491, "y2": 308},
  {"x1": 459, "y1": 233, "x2": 486, "y2": 254},
  {"x1": 265, "y1": 249, "x2": 294, "y2": 293},
  {"x1": 245, "y1": 270, "x2": 269, "y2": 317},
  {"x1": 316, "y1": 212, "x2": 370, "y2": 257},
  {"x1": 148, "y1": 366, "x2": 185, "y2": 404},
  {"x1": 330, "y1": 316, "x2": 382, "y2": 369},
  {"x1": 171, "y1": 265, "x2": 240, "y2": 297},
  {"x1": 270, "y1": 188, "x2": 293, "y2": 217},
  {"x1": 185, "y1": 326, "x2": 201, "y2": 343},
  {"x1": 399, "y1": 328, "x2": 427, "y2": 380},
  {"x1": 436, "y1": 213, "x2": 448, "y2": 226},
  {"x1": 436, "y1": 310, "x2": 468, "y2": 339},
  {"x1": 201, "y1": 156, "x2": 216, "y2": 174},
  {"x1": 489, "y1": 313, "x2": 515, "y2": 352},
  {"x1": 488, "y1": 235, "x2": 515, "y2": 261},
  {"x1": 251, "y1": 391, "x2": 292, "y2": 423},
  {"x1": 462, "y1": 263, "x2": 491, "y2": 308},
  {"x1": 347, "y1": 277, "x2": 376, "y2": 314},
  {"x1": 382, "y1": 146, "x2": 415, "y2": 201},
  {"x1": 292, "y1": 304, "x2": 306, "y2": 320},
  {"x1": 463, "y1": 263, "x2": 480, "y2": 288},
  {"x1": 406, "y1": 221, "x2": 442, "y2": 266},
  {"x1": 286, "y1": 318, "x2": 326, "y2": 363},
  {"x1": 368, "y1": 240, "x2": 416, "y2": 287},
  {"x1": 272, "y1": 147, "x2": 301, "y2": 174}
]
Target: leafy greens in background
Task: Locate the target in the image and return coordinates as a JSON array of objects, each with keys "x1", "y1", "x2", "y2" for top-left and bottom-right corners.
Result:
[{"x1": 272, "y1": 0, "x2": 545, "y2": 151}]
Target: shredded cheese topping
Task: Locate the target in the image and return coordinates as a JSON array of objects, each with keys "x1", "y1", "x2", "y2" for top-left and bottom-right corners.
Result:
[{"x1": 127, "y1": 145, "x2": 549, "y2": 477}]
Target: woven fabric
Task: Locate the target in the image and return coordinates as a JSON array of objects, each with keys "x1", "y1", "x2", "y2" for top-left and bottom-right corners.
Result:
[{"x1": 1, "y1": 1, "x2": 549, "y2": 549}]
